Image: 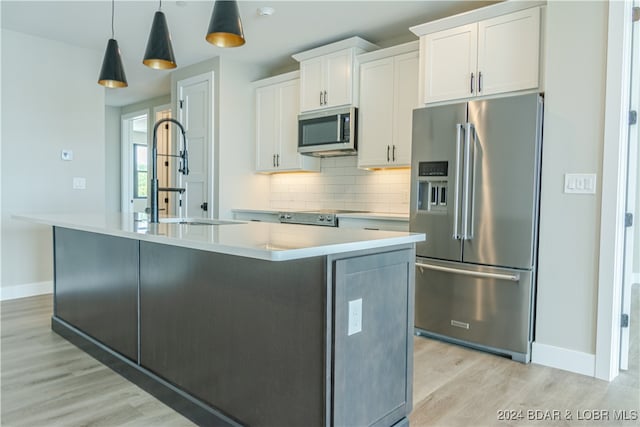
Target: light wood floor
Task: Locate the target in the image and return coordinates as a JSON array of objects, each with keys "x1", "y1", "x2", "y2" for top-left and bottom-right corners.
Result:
[{"x1": 1, "y1": 292, "x2": 638, "y2": 427}]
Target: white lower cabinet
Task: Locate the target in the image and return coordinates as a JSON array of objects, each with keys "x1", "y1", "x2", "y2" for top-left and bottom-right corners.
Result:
[
  {"x1": 357, "y1": 49, "x2": 418, "y2": 169},
  {"x1": 255, "y1": 73, "x2": 320, "y2": 173},
  {"x1": 338, "y1": 217, "x2": 409, "y2": 232},
  {"x1": 232, "y1": 210, "x2": 280, "y2": 223}
]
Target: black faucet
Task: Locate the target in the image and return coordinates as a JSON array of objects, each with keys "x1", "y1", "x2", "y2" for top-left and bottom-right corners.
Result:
[{"x1": 150, "y1": 118, "x2": 189, "y2": 223}]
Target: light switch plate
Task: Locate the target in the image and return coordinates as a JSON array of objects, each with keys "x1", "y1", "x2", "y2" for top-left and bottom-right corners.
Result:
[
  {"x1": 564, "y1": 173, "x2": 596, "y2": 194},
  {"x1": 72, "y1": 177, "x2": 86, "y2": 190},
  {"x1": 61, "y1": 150, "x2": 73, "y2": 161},
  {"x1": 348, "y1": 298, "x2": 362, "y2": 336}
]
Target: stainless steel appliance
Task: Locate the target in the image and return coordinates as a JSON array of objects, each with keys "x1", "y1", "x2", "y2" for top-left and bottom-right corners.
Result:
[
  {"x1": 279, "y1": 209, "x2": 367, "y2": 227},
  {"x1": 298, "y1": 106, "x2": 357, "y2": 157},
  {"x1": 410, "y1": 93, "x2": 543, "y2": 363}
]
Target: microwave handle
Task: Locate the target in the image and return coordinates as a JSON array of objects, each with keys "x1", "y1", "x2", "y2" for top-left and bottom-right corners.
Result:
[{"x1": 337, "y1": 114, "x2": 343, "y2": 142}]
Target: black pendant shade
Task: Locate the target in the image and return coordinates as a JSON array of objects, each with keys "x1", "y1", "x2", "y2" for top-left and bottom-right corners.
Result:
[
  {"x1": 98, "y1": 38, "x2": 128, "y2": 88},
  {"x1": 206, "y1": 0, "x2": 245, "y2": 48},
  {"x1": 143, "y1": 10, "x2": 177, "y2": 70}
]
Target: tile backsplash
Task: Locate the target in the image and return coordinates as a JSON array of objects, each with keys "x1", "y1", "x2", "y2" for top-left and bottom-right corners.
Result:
[{"x1": 269, "y1": 156, "x2": 410, "y2": 214}]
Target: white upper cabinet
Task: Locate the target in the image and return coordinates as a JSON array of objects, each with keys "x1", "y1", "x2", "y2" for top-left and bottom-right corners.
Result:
[
  {"x1": 422, "y1": 23, "x2": 477, "y2": 103},
  {"x1": 413, "y1": 4, "x2": 542, "y2": 104},
  {"x1": 255, "y1": 73, "x2": 320, "y2": 173},
  {"x1": 357, "y1": 44, "x2": 419, "y2": 169},
  {"x1": 299, "y1": 49, "x2": 353, "y2": 112},
  {"x1": 476, "y1": 8, "x2": 540, "y2": 96},
  {"x1": 293, "y1": 37, "x2": 378, "y2": 113}
]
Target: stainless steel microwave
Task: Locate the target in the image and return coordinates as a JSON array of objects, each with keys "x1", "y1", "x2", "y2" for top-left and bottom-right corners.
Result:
[{"x1": 297, "y1": 106, "x2": 357, "y2": 157}]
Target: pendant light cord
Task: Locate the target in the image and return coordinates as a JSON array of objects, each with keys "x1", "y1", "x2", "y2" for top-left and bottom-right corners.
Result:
[
  {"x1": 111, "y1": 0, "x2": 115, "y2": 39},
  {"x1": 159, "y1": 0, "x2": 162, "y2": 11}
]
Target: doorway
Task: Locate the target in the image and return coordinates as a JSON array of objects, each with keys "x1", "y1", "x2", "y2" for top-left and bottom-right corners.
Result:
[
  {"x1": 153, "y1": 105, "x2": 178, "y2": 217},
  {"x1": 121, "y1": 111, "x2": 149, "y2": 213},
  {"x1": 618, "y1": 0, "x2": 640, "y2": 384}
]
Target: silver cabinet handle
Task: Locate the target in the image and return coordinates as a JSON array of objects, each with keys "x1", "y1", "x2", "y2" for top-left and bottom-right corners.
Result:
[
  {"x1": 470, "y1": 72, "x2": 475, "y2": 94},
  {"x1": 478, "y1": 71, "x2": 483, "y2": 93},
  {"x1": 276, "y1": 154, "x2": 280, "y2": 167},
  {"x1": 320, "y1": 91, "x2": 323, "y2": 106},
  {"x1": 324, "y1": 90, "x2": 328, "y2": 105},
  {"x1": 392, "y1": 145, "x2": 396, "y2": 162},
  {"x1": 453, "y1": 124, "x2": 463, "y2": 240},
  {"x1": 416, "y1": 262, "x2": 520, "y2": 282},
  {"x1": 387, "y1": 145, "x2": 390, "y2": 162},
  {"x1": 462, "y1": 123, "x2": 474, "y2": 240},
  {"x1": 273, "y1": 154, "x2": 276, "y2": 167}
]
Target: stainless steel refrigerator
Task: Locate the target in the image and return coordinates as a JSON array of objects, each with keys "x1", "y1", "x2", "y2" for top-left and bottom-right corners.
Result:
[{"x1": 410, "y1": 93, "x2": 543, "y2": 363}]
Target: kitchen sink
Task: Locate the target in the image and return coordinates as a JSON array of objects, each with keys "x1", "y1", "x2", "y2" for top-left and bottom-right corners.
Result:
[{"x1": 158, "y1": 218, "x2": 245, "y2": 226}]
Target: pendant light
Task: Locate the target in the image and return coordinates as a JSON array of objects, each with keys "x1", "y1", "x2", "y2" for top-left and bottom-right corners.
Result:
[
  {"x1": 143, "y1": 0, "x2": 177, "y2": 69},
  {"x1": 98, "y1": 0, "x2": 128, "y2": 88},
  {"x1": 205, "y1": 0, "x2": 246, "y2": 48}
]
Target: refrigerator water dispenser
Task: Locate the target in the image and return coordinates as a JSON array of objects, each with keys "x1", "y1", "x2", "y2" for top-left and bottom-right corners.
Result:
[{"x1": 417, "y1": 161, "x2": 448, "y2": 213}]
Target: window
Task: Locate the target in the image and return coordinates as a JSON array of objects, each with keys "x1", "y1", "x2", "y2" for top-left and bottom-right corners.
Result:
[{"x1": 133, "y1": 144, "x2": 148, "y2": 199}]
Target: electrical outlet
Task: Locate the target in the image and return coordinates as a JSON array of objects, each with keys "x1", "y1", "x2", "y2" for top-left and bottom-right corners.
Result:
[
  {"x1": 73, "y1": 177, "x2": 86, "y2": 190},
  {"x1": 348, "y1": 298, "x2": 362, "y2": 336}
]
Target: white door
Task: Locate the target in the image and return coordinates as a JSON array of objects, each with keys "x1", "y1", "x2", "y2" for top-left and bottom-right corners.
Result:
[
  {"x1": 178, "y1": 73, "x2": 213, "y2": 218},
  {"x1": 121, "y1": 110, "x2": 149, "y2": 213},
  {"x1": 620, "y1": 1, "x2": 639, "y2": 370}
]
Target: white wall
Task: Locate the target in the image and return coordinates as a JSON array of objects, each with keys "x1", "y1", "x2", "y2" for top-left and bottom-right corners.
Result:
[
  {"x1": 0, "y1": 29, "x2": 105, "y2": 296},
  {"x1": 105, "y1": 106, "x2": 121, "y2": 213},
  {"x1": 270, "y1": 157, "x2": 410, "y2": 213},
  {"x1": 533, "y1": 1, "x2": 608, "y2": 366},
  {"x1": 217, "y1": 58, "x2": 270, "y2": 219}
]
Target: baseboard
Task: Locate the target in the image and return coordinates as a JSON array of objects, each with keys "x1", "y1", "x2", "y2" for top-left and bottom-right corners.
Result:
[
  {"x1": 531, "y1": 342, "x2": 595, "y2": 377},
  {"x1": 0, "y1": 281, "x2": 53, "y2": 301}
]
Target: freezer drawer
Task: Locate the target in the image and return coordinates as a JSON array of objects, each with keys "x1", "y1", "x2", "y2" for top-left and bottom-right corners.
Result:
[{"x1": 414, "y1": 258, "x2": 534, "y2": 362}]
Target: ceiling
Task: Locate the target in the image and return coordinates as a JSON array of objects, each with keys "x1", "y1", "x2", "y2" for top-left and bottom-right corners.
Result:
[{"x1": 1, "y1": 0, "x2": 498, "y2": 107}]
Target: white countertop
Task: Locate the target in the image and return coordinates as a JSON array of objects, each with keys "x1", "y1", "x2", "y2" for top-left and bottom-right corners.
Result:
[
  {"x1": 15, "y1": 213, "x2": 424, "y2": 262},
  {"x1": 231, "y1": 208, "x2": 409, "y2": 222}
]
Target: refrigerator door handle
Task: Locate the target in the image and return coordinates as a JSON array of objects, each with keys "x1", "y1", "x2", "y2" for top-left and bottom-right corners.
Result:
[
  {"x1": 462, "y1": 123, "x2": 475, "y2": 240},
  {"x1": 464, "y1": 122, "x2": 476, "y2": 240},
  {"x1": 453, "y1": 123, "x2": 464, "y2": 240},
  {"x1": 416, "y1": 262, "x2": 521, "y2": 282}
]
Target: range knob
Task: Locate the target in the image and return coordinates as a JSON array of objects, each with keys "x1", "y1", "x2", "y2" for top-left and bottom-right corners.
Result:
[
  {"x1": 285, "y1": 214, "x2": 292, "y2": 220},
  {"x1": 318, "y1": 215, "x2": 325, "y2": 221},
  {"x1": 279, "y1": 214, "x2": 285, "y2": 220}
]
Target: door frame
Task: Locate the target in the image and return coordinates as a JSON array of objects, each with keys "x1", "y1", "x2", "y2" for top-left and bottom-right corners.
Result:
[
  {"x1": 121, "y1": 109, "x2": 150, "y2": 213},
  {"x1": 595, "y1": 0, "x2": 634, "y2": 381}
]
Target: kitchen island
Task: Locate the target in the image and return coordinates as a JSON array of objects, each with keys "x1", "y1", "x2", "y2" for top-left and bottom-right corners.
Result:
[{"x1": 16, "y1": 213, "x2": 425, "y2": 427}]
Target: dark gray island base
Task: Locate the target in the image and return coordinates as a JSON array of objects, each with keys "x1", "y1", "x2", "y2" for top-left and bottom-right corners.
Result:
[{"x1": 52, "y1": 226, "x2": 416, "y2": 427}]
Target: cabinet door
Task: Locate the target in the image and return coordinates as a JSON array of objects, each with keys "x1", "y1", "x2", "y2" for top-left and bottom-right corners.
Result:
[
  {"x1": 477, "y1": 8, "x2": 540, "y2": 96},
  {"x1": 357, "y1": 57, "x2": 394, "y2": 168},
  {"x1": 392, "y1": 51, "x2": 419, "y2": 166},
  {"x1": 423, "y1": 23, "x2": 477, "y2": 104},
  {"x1": 277, "y1": 79, "x2": 302, "y2": 170},
  {"x1": 255, "y1": 85, "x2": 278, "y2": 172},
  {"x1": 324, "y1": 49, "x2": 353, "y2": 108},
  {"x1": 299, "y1": 57, "x2": 324, "y2": 112}
]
